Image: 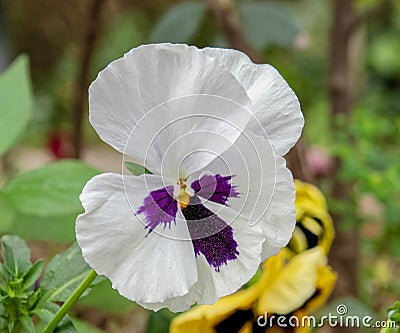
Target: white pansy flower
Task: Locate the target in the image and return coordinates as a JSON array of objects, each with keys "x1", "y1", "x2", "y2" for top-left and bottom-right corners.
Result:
[{"x1": 76, "y1": 44, "x2": 303, "y2": 312}]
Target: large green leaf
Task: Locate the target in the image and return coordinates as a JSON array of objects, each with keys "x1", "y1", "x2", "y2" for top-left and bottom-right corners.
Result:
[
  {"x1": 238, "y1": 2, "x2": 300, "y2": 49},
  {"x1": 41, "y1": 242, "x2": 92, "y2": 302},
  {"x1": 20, "y1": 315, "x2": 35, "y2": 333},
  {"x1": 34, "y1": 301, "x2": 77, "y2": 333},
  {"x1": 149, "y1": 2, "x2": 205, "y2": 43},
  {"x1": 22, "y1": 259, "x2": 44, "y2": 290},
  {"x1": 2, "y1": 161, "x2": 99, "y2": 217},
  {"x1": 0, "y1": 235, "x2": 31, "y2": 278},
  {"x1": 0, "y1": 194, "x2": 15, "y2": 232},
  {"x1": 0, "y1": 55, "x2": 32, "y2": 155},
  {"x1": 0, "y1": 213, "x2": 77, "y2": 243}
]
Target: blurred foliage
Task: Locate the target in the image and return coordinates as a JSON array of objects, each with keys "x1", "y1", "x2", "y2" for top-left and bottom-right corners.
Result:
[
  {"x1": 2, "y1": 161, "x2": 99, "y2": 217},
  {"x1": 0, "y1": 161, "x2": 99, "y2": 243},
  {"x1": 149, "y1": 2, "x2": 206, "y2": 43},
  {"x1": 238, "y1": 2, "x2": 300, "y2": 49},
  {"x1": 0, "y1": 55, "x2": 32, "y2": 155}
]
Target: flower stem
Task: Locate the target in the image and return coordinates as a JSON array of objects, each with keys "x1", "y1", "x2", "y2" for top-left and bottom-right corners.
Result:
[{"x1": 42, "y1": 269, "x2": 97, "y2": 333}]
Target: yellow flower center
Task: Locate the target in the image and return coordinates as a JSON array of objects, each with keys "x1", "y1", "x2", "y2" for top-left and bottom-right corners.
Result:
[{"x1": 177, "y1": 179, "x2": 190, "y2": 210}]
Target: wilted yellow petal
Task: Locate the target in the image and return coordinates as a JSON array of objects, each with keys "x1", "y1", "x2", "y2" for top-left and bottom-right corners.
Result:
[
  {"x1": 256, "y1": 247, "x2": 327, "y2": 315},
  {"x1": 170, "y1": 286, "x2": 259, "y2": 333},
  {"x1": 295, "y1": 180, "x2": 327, "y2": 211}
]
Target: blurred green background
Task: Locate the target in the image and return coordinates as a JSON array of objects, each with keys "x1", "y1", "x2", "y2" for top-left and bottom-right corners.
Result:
[{"x1": 0, "y1": 0, "x2": 399, "y2": 332}]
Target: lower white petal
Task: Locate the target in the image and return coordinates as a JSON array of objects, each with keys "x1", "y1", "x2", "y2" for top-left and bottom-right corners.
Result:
[
  {"x1": 76, "y1": 173, "x2": 198, "y2": 304},
  {"x1": 261, "y1": 242, "x2": 281, "y2": 261},
  {"x1": 139, "y1": 201, "x2": 264, "y2": 312}
]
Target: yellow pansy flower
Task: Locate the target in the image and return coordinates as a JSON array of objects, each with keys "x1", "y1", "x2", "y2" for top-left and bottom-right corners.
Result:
[{"x1": 288, "y1": 180, "x2": 335, "y2": 255}]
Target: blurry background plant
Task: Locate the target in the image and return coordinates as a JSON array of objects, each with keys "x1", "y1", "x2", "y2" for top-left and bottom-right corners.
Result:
[{"x1": 0, "y1": 0, "x2": 399, "y2": 332}]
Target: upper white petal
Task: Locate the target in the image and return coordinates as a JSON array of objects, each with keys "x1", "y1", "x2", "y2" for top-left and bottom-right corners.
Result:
[
  {"x1": 76, "y1": 173, "x2": 198, "y2": 303},
  {"x1": 202, "y1": 47, "x2": 304, "y2": 156},
  {"x1": 89, "y1": 43, "x2": 253, "y2": 174},
  {"x1": 123, "y1": 94, "x2": 253, "y2": 179}
]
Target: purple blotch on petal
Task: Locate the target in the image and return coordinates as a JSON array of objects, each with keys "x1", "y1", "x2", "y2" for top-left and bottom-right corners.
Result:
[
  {"x1": 182, "y1": 196, "x2": 239, "y2": 271},
  {"x1": 191, "y1": 174, "x2": 239, "y2": 206},
  {"x1": 137, "y1": 185, "x2": 178, "y2": 234}
]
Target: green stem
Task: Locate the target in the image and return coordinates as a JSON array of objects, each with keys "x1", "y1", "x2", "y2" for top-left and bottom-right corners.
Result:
[{"x1": 42, "y1": 269, "x2": 97, "y2": 333}]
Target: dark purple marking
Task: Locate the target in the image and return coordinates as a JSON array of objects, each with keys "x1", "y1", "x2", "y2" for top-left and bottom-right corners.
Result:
[
  {"x1": 137, "y1": 186, "x2": 178, "y2": 234},
  {"x1": 191, "y1": 174, "x2": 239, "y2": 206},
  {"x1": 181, "y1": 196, "x2": 239, "y2": 271}
]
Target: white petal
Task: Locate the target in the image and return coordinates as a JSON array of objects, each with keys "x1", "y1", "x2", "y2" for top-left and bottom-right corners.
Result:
[
  {"x1": 138, "y1": 202, "x2": 264, "y2": 312},
  {"x1": 89, "y1": 44, "x2": 253, "y2": 173},
  {"x1": 76, "y1": 173, "x2": 198, "y2": 303},
  {"x1": 261, "y1": 155, "x2": 296, "y2": 258},
  {"x1": 189, "y1": 131, "x2": 296, "y2": 260},
  {"x1": 188, "y1": 131, "x2": 276, "y2": 228},
  {"x1": 261, "y1": 242, "x2": 281, "y2": 261},
  {"x1": 202, "y1": 47, "x2": 304, "y2": 156},
  {"x1": 123, "y1": 94, "x2": 253, "y2": 179}
]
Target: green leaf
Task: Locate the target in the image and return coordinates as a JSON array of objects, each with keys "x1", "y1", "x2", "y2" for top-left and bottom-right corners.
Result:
[
  {"x1": 0, "y1": 194, "x2": 15, "y2": 233},
  {"x1": 238, "y1": 2, "x2": 300, "y2": 49},
  {"x1": 0, "y1": 263, "x2": 11, "y2": 283},
  {"x1": 1, "y1": 235, "x2": 31, "y2": 277},
  {"x1": 388, "y1": 301, "x2": 400, "y2": 323},
  {"x1": 0, "y1": 55, "x2": 32, "y2": 155},
  {"x1": 8, "y1": 320, "x2": 15, "y2": 333},
  {"x1": 2, "y1": 161, "x2": 99, "y2": 217},
  {"x1": 0, "y1": 213, "x2": 77, "y2": 244},
  {"x1": 22, "y1": 259, "x2": 44, "y2": 290},
  {"x1": 34, "y1": 302, "x2": 77, "y2": 333},
  {"x1": 41, "y1": 243, "x2": 92, "y2": 302},
  {"x1": 0, "y1": 304, "x2": 7, "y2": 330},
  {"x1": 149, "y1": 2, "x2": 205, "y2": 43},
  {"x1": 124, "y1": 161, "x2": 152, "y2": 176},
  {"x1": 20, "y1": 315, "x2": 35, "y2": 333}
]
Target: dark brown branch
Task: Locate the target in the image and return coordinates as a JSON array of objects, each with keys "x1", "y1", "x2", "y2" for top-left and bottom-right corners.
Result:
[
  {"x1": 286, "y1": 138, "x2": 316, "y2": 184},
  {"x1": 328, "y1": 2, "x2": 359, "y2": 326},
  {"x1": 72, "y1": 0, "x2": 106, "y2": 158}
]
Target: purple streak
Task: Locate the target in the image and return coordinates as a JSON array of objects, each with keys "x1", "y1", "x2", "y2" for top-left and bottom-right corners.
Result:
[
  {"x1": 182, "y1": 196, "x2": 239, "y2": 271},
  {"x1": 191, "y1": 174, "x2": 239, "y2": 206},
  {"x1": 137, "y1": 185, "x2": 178, "y2": 234}
]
